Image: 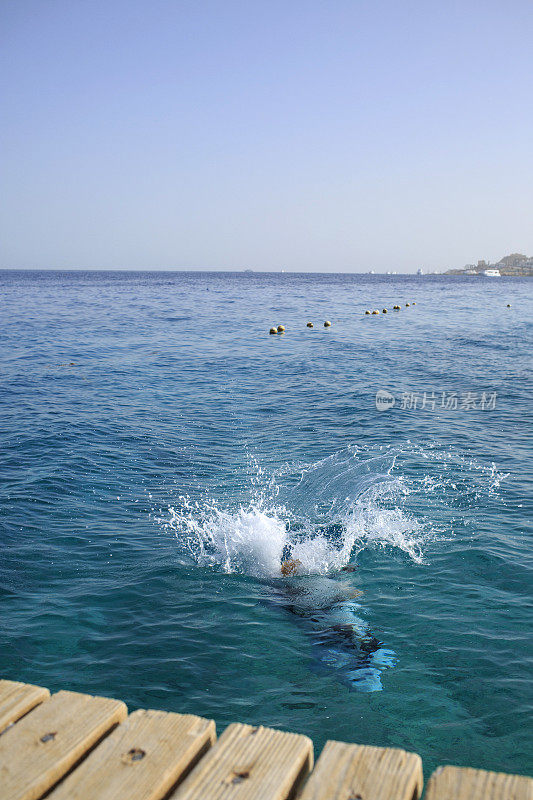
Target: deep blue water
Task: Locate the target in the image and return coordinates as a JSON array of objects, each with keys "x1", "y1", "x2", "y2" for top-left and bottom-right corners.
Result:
[{"x1": 0, "y1": 270, "x2": 531, "y2": 778}]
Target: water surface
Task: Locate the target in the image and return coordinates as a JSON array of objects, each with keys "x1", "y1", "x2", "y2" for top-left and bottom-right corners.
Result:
[{"x1": 0, "y1": 270, "x2": 531, "y2": 777}]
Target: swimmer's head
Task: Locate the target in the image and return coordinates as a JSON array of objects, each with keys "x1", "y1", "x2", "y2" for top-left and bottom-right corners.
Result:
[{"x1": 281, "y1": 558, "x2": 302, "y2": 576}]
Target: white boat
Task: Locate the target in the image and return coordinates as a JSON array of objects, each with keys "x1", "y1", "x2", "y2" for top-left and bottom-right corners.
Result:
[{"x1": 482, "y1": 268, "x2": 501, "y2": 277}]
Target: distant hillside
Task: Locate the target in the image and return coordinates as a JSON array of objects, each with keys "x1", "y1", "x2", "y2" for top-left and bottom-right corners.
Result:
[{"x1": 498, "y1": 253, "x2": 528, "y2": 265}]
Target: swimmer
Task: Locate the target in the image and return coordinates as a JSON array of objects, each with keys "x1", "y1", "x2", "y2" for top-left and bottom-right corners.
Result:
[{"x1": 278, "y1": 556, "x2": 395, "y2": 691}]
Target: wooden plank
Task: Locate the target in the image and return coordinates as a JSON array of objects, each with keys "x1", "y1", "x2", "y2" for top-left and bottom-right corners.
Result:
[
  {"x1": 297, "y1": 740, "x2": 423, "y2": 800},
  {"x1": 425, "y1": 765, "x2": 533, "y2": 800},
  {"x1": 0, "y1": 679, "x2": 50, "y2": 734},
  {"x1": 170, "y1": 722, "x2": 313, "y2": 800},
  {"x1": 0, "y1": 689, "x2": 127, "y2": 800},
  {"x1": 48, "y1": 708, "x2": 216, "y2": 800}
]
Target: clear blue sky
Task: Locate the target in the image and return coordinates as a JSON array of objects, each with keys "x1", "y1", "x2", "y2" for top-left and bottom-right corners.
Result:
[{"x1": 1, "y1": 0, "x2": 532, "y2": 272}]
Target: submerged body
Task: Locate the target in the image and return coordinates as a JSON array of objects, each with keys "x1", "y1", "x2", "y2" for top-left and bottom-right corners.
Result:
[{"x1": 278, "y1": 564, "x2": 396, "y2": 692}]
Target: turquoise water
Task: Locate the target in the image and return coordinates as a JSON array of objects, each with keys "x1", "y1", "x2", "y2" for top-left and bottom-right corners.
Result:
[{"x1": 0, "y1": 270, "x2": 531, "y2": 777}]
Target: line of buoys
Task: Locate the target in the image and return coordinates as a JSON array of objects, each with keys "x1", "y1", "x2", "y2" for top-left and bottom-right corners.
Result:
[
  {"x1": 363, "y1": 302, "x2": 417, "y2": 317},
  {"x1": 272, "y1": 301, "x2": 419, "y2": 333}
]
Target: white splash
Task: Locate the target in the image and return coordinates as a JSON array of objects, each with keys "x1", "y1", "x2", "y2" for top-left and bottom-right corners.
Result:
[
  {"x1": 157, "y1": 443, "x2": 504, "y2": 578},
  {"x1": 346, "y1": 498, "x2": 428, "y2": 564},
  {"x1": 159, "y1": 494, "x2": 427, "y2": 577},
  {"x1": 160, "y1": 500, "x2": 287, "y2": 577}
]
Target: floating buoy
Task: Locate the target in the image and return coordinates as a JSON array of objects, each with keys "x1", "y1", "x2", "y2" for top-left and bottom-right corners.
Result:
[
  {"x1": 365, "y1": 310, "x2": 371, "y2": 315},
  {"x1": 372, "y1": 310, "x2": 379, "y2": 315},
  {"x1": 269, "y1": 327, "x2": 277, "y2": 334},
  {"x1": 383, "y1": 308, "x2": 388, "y2": 314},
  {"x1": 277, "y1": 324, "x2": 285, "y2": 333},
  {"x1": 507, "y1": 303, "x2": 511, "y2": 307},
  {"x1": 324, "y1": 320, "x2": 331, "y2": 327},
  {"x1": 412, "y1": 302, "x2": 416, "y2": 305},
  {"x1": 406, "y1": 303, "x2": 410, "y2": 307},
  {"x1": 307, "y1": 322, "x2": 314, "y2": 327}
]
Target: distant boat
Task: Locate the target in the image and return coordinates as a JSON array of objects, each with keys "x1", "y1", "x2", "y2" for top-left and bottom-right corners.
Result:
[
  {"x1": 417, "y1": 269, "x2": 424, "y2": 275},
  {"x1": 243, "y1": 269, "x2": 253, "y2": 274},
  {"x1": 482, "y1": 268, "x2": 501, "y2": 277}
]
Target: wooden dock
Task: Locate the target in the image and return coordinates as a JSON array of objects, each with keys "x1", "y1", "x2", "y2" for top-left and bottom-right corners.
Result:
[{"x1": 0, "y1": 679, "x2": 531, "y2": 800}]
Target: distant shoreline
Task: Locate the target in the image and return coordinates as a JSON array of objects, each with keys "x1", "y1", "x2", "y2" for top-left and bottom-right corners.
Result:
[
  {"x1": 442, "y1": 252, "x2": 533, "y2": 278},
  {"x1": 0, "y1": 267, "x2": 532, "y2": 276}
]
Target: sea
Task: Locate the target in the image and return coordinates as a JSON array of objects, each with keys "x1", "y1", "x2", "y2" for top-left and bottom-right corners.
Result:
[{"x1": 0, "y1": 269, "x2": 531, "y2": 778}]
